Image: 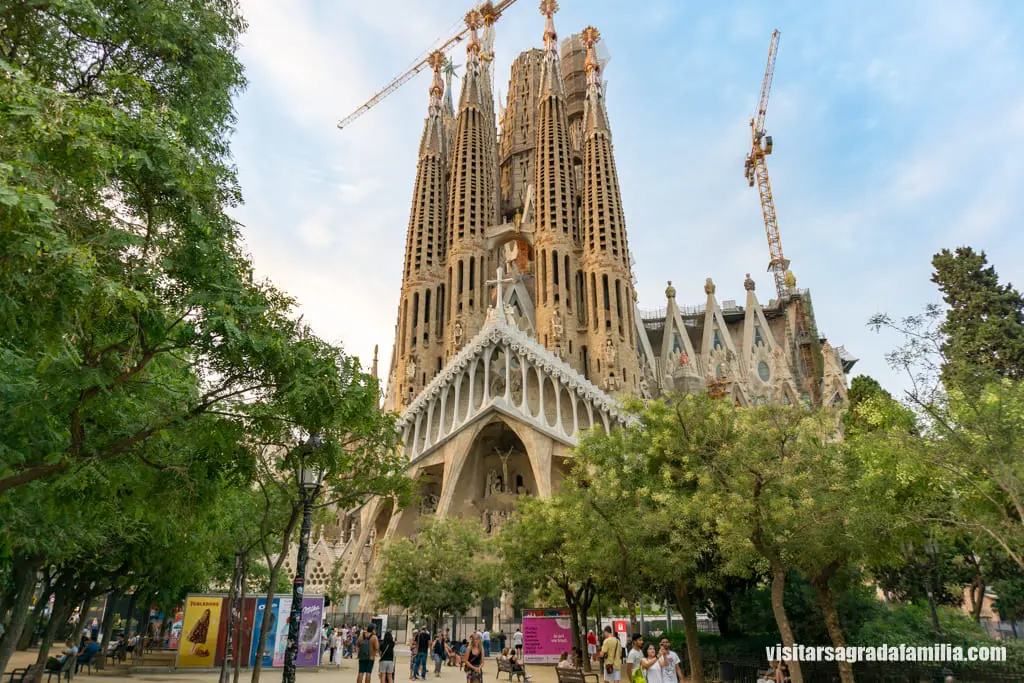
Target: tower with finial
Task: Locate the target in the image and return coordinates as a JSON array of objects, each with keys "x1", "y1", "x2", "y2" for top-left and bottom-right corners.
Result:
[
  {"x1": 391, "y1": 51, "x2": 451, "y2": 410},
  {"x1": 579, "y1": 25, "x2": 640, "y2": 394},
  {"x1": 532, "y1": 0, "x2": 583, "y2": 368},
  {"x1": 442, "y1": 8, "x2": 502, "y2": 363}
]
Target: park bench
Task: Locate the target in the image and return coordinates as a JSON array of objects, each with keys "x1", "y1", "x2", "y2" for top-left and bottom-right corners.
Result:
[
  {"x1": 555, "y1": 667, "x2": 599, "y2": 683},
  {"x1": 494, "y1": 657, "x2": 527, "y2": 682},
  {"x1": 75, "y1": 650, "x2": 97, "y2": 676}
]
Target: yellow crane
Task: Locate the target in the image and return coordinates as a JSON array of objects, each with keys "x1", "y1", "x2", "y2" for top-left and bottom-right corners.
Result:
[
  {"x1": 743, "y1": 29, "x2": 791, "y2": 300},
  {"x1": 336, "y1": 0, "x2": 520, "y2": 131}
]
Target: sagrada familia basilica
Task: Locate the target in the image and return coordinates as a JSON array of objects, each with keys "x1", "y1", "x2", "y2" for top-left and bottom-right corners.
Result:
[{"x1": 281, "y1": 1, "x2": 856, "y2": 620}]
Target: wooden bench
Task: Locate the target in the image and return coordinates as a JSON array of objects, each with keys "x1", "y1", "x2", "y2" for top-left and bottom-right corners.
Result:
[
  {"x1": 555, "y1": 667, "x2": 599, "y2": 683},
  {"x1": 494, "y1": 657, "x2": 527, "y2": 682}
]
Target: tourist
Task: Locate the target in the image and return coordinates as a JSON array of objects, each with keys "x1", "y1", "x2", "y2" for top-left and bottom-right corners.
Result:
[
  {"x1": 331, "y1": 628, "x2": 343, "y2": 667},
  {"x1": 379, "y1": 630, "x2": 396, "y2": 683},
  {"x1": 598, "y1": 627, "x2": 622, "y2": 683},
  {"x1": 408, "y1": 629, "x2": 419, "y2": 679},
  {"x1": 415, "y1": 627, "x2": 431, "y2": 680},
  {"x1": 507, "y1": 647, "x2": 528, "y2": 680},
  {"x1": 464, "y1": 635, "x2": 484, "y2": 683},
  {"x1": 512, "y1": 628, "x2": 523, "y2": 658},
  {"x1": 641, "y1": 643, "x2": 667, "y2": 683},
  {"x1": 625, "y1": 635, "x2": 644, "y2": 683},
  {"x1": 76, "y1": 636, "x2": 100, "y2": 673},
  {"x1": 657, "y1": 638, "x2": 682, "y2": 683},
  {"x1": 587, "y1": 630, "x2": 597, "y2": 661},
  {"x1": 557, "y1": 652, "x2": 574, "y2": 670},
  {"x1": 482, "y1": 629, "x2": 491, "y2": 657},
  {"x1": 356, "y1": 625, "x2": 380, "y2": 683},
  {"x1": 432, "y1": 632, "x2": 445, "y2": 677}
]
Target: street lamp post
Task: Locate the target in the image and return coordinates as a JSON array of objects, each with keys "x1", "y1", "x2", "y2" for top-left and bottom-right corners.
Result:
[{"x1": 282, "y1": 434, "x2": 324, "y2": 683}]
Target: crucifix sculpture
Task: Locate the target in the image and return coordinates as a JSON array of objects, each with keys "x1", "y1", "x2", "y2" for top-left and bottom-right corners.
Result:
[
  {"x1": 486, "y1": 264, "x2": 516, "y2": 314},
  {"x1": 495, "y1": 446, "x2": 514, "y2": 495}
]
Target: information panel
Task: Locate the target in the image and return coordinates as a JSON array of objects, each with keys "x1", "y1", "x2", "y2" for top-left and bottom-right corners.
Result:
[{"x1": 522, "y1": 608, "x2": 573, "y2": 664}]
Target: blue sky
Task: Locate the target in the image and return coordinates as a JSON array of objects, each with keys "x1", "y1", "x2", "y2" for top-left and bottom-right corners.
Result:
[{"x1": 229, "y1": 0, "x2": 1024, "y2": 397}]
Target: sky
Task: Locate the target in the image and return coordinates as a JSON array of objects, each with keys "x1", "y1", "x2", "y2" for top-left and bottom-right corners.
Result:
[{"x1": 228, "y1": 0, "x2": 1024, "y2": 398}]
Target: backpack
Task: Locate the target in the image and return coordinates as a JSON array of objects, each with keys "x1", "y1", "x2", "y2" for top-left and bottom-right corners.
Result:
[{"x1": 358, "y1": 635, "x2": 372, "y2": 660}]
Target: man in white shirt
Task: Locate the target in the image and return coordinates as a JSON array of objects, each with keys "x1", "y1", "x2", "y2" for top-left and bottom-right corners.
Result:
[
  {"x1": 625, "y1": 635, "x2": 643, "y2": 683},
  {"x1": 658, "y1": 638, "x2": 683, "y2": 683},
  {"x1": 513, "y1": 628, "x2": 523, "y2": 657},
  {"x1": 481, "y1": 629, "x2": 491, "y2": 657}
]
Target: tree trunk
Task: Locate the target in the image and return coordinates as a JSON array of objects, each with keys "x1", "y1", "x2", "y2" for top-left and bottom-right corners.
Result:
[
  {"x1": 251, "y1": 504, "x2": 300, "y2": 683},
  {"x1": 674, "y1": 582, "x2": 704, "y2": 683},
  {"x1": 17, "y1": 574, "x2": 52, "y2": 651},
  {"x1": 0, "y1": 555, "x2": 38, "y2": 675},
  {"x1": 970, "y1": 579, "x2": 986, "y2": 622},
  {"x1": 564, "y1": 593, "x2": 582, "y2": 665},
  {"x1": 627, "y1": 602, "x2": 638, "y2": 638},
  {"x1": 234, "y1": 552, "x2": 248, "y2": 683},
  {"x1": 220, "y1": 552, "x2": 243, "y2": 683},
  {"x1": 96, "y1": 591, "x2": 121, "y2": 669},
  {"x1": 30, "y1": 584, "x2": 77, "y2": 683},
  {"x1": 579, "y1": 584, "x2": 595, "y2": 673},
  {"x1": 710, "y1": 590, "x2": 733, "y2": 639},
  {"x1": 124, "y1": 592, "x2": 140, "y2": 640},
  {"x1": 767, "y1": 563, "x2": 803, "y2": 683},
  {"x1": 812, "y1": 574, "x2": 853, "y2": 683}
]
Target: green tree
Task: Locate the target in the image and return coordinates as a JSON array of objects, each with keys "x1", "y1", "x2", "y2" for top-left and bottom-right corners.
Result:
[
  {"x1": 378, "y1": 517, "x2": 499, "y2": 634},
  {"x1": 0, "y1": 0, "x2": 338, "y2": 495},
  {"x1": 498, "y1": 494, "x2": 600, "y2": 671},
  {"x1": 932, "y1": 247, "x2": 1024, "y2": 391}
]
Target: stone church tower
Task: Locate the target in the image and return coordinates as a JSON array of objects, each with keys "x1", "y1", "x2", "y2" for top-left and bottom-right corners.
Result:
[{"x1": 317, "y1": 1, "x2": 856, "y2": 617}]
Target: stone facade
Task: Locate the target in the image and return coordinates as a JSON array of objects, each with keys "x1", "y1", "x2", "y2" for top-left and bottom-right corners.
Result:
[{"x1": 328, "y1": 4, "x2": 856, "y2": 619}]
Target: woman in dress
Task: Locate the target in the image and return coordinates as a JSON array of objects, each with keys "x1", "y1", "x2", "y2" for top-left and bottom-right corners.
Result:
[{"x1": 331, "y1": 629, "x2": 343, "y2": 667}]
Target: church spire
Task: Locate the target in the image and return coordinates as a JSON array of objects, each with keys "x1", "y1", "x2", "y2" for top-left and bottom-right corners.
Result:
[
  {"x1": 392, "y1": 54, "x2": 451, "y2": 410},
  {"x1": 444, "y1": 8, "x2": 501, "y2": 361},
  {"x1": 579, "y1": 26, "x2": 639, "y2": 394},
  {"x1": 581, "y1": 26, "x2": 610, "y2": 134},
  {"x1": 532, "y1": 0, "x2": 583, "y2": 371}
]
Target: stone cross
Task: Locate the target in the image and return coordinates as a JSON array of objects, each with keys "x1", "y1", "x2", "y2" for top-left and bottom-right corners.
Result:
[{"x1": 486, "y1": 265, "x2": 515, "y2": 310}]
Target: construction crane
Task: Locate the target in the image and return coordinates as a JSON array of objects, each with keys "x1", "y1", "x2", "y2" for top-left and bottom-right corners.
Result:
[
  {"x1": 336, "y1": 0, "x2": 519, "y2": 131},
  {"x1": 744, "y1": 30, "x2": 822, "y2": 407},
  {"x1": 743, "y1": 29, "x2": 790, "y2": 300}
]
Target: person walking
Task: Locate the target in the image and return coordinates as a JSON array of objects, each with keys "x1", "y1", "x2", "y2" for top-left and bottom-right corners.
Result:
[
  {"x1": 587, "y1": 630, "x2": 598, "y2": 661},
  {"x1": 330, "y1": 628, "x2": 341, "y2": 666},
  {"x1": 464, "y1": 635, "x2": 484, "y2": 683},
  {"x1": 356, "y1": 625, "x2": 380, "y2": 683},
  {"x1": 414, "y1": 627, "x2": 431, "y2": 681},
  {"x1": 598, "y1": 627, "x2": 622, "y2": 683},
  {"x1": 432, "y1": 633, "x2": 445, "y2": 677},
  {"x1": 481, "y1": 629, "x2": 491, "y2": 658},
  {"x1": 512, "y1": 628, "x2": 523, "y2": 658},
  {"x1": 379, "y1": 630, "x2": 396, "y2": 683}
]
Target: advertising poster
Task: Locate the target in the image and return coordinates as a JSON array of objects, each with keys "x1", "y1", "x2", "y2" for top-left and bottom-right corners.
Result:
[
  {"x1": 233, "y1": 598, "x2": 258, "y2": 665},
  {"x1": 272, "y1": 597, "x2": 293, "y2": 668},
  {"x1": 522, "y1": 609, "x2": 572, "y2": 664},
  {"x1": 613, "y1": 620, "x2": 629, "y2": 649},
  {"x1": 249, "y1": 597, "x2": 280, "y2": 668},
  {"x1": 295, "y1": 597, "x2": 325, "y2": 667},
  {"x1": 176, "y1": 595, "x2": 225, "y2": 668}
]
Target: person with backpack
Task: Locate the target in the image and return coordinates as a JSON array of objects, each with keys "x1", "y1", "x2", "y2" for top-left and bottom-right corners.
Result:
[
  {"x1": 414, "y1": 627, "x2": 431, "y2": 680},
  {"x1": 356, "y1": 625, "x2": 379, "y2": 683}
]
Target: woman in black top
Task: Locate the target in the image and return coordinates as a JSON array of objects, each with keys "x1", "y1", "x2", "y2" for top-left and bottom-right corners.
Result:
[
  {"x1": 378, "y1": 631, "x2": 396, "y2": 683},
  {"x1": 465, "y1": 635, "x2": 484, "y2": 682}
]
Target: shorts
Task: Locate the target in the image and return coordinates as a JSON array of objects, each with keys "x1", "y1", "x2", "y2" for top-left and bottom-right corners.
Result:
[
  {"x1": 379, "y1": 661, "x2": 395, "y2": 674},
  {"x1": 359, "y1": 659, "x2": 375, "y2": 674},
  {"x1": 588, "y1": 644, "x2": 597, "y2": 656},
  {"x1": 604, "y1": 670, "x2": 620, "y2": 682}
]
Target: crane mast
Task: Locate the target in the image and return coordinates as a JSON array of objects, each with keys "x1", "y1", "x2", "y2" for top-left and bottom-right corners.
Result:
[
  {"x1": 744, "y1": 29, "x2": 790, "y2": 299},
  {"x1": 336, "y1": 0, "x2": 519, "y2": 130}
]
